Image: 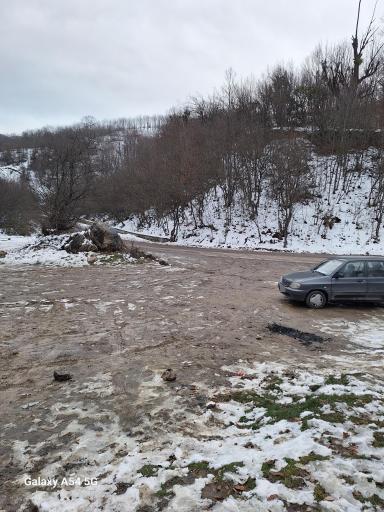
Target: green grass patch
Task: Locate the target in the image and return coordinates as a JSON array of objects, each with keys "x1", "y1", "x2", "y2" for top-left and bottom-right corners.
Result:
[
  {"x1": 372, "y1": 431, "x2": 384, "y2": 448},
  {"x1": 187, "y1": 460, "x2": 210, "y2": 478},
  {"x1": 340, "y1": 474, "x2": 355, "y2": 485},
  {"x1": 156, "y1": 483, "x2": 172, "y2": 498},
  {"x1": 157, "y1": 462, "x2": 249, "y2": 503},
  {"x1": 138, "y1": 464, "x2": 160, "y2": 477},
  {"x1": 325, "y1": 374, "x2": 349, "y2": 386},
  {"x1": 241, "y1": 477, "x2": 256, "y2": 491},
  {"x1": 218, "y1": 390, "x2": 374, "y2": 424},
  {"x1": 261, "y1": 460, "x2": 276, "y2": 478},
  {"x1": 156, "y1": 476, "x2": 186, "y2": 498},
  {"x1": 349, "y1": 415, "x2": 373, "y2": 426},
  {"x1": 301, "y1": 417, "x2": 311, "y2": 431},
  {"x1": 298, "y1": 452, "x2": 329, "y2": 464},
  {"x1": 216, "y1": 462, "x2": 244, "y2": 481},
  {"x1": 187, "y1": 460, "x2": 245, "y2": 481},
  {"x1": 263, "y1": 375, "x2": 283, "y2": 392},
  {"x1": 320, "y1": 411, "x2": 346, "y2": 424},
  {"x1": 314, "y1": 483, "x2": 327, "y2": 502},
  {"x1": 262, "y1": 454, "x2": 329, "y2": 492},
  {"x1": 370, "y1": 494, "x2": 384, "y2": 508},
  {"x1": 353, "y1": 491, "x2": 384, "y2": 508},
  {"x1": 264, "y1": 458, "x2": 309, "y2": 489}
]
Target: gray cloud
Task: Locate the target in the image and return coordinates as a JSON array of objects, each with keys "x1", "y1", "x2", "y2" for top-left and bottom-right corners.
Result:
[{"x1": 0, "y1": 0, "x2": 381, "y2": 133}]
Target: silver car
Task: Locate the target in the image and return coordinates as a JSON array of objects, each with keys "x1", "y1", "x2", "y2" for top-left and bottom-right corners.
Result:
[{"x1": 278, "y1": 256, "x2": 384, "y2": 308}]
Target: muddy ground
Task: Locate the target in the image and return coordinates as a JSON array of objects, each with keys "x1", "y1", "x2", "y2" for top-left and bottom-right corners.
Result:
[{"x1": 0, "y1": 244, "x2": 383, "y2": 511}]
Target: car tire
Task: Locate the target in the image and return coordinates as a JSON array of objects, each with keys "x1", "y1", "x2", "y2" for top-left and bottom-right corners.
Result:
[{"x1": 306, "y1": 290, "x2": 327, "y2": 309}]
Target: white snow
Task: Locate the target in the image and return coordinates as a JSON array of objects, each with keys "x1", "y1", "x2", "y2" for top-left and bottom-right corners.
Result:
[
  {"x1": 0, "y1": 163, "x2": 25, "y2": 182},
  {"x1": 119, "y1": 232, "x2": 150, "y2": 243},
  {"x1": 314, "y1": 314, "x2": 384, "y2": 350},
  {"x1": 0, "y1": 233, "x2": 143, "y2": 267},
  {"x1": 1, "y1": 234, "x2": 89, "y2": 267},
  {"x1": 0, "y1": 232, "x2": 36, "y2": 252},
  {"x1": 17, "y1": 361, "x2": 384, "y2": 512}
]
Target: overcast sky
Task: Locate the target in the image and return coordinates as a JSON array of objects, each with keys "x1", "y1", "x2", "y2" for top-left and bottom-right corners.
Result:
[{"x1": 1, "y1": 0, "x2": 382, "y2": 134}]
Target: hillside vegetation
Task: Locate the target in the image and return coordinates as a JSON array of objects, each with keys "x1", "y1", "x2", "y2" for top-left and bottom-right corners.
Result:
[{"x1": 1, "y1": 13, "x2": 384, "y2": 253}]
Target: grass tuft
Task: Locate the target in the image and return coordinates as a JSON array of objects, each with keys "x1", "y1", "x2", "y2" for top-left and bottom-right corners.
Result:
[
  {"x1": 138, "y1": 464, "x2": 160, "y2": 477},
  {"x1": 325, "y1": 374, "x2": 349, "y2": 386},
  {"x1": 219, "y1": 390, "x2": 373, "y2": 424},
  {"x1": 372, "y1": 431, "x2": 384, "y2": 448},
  {"x1": 314, "y1": 483, "x2": 327, "y2": 502}
]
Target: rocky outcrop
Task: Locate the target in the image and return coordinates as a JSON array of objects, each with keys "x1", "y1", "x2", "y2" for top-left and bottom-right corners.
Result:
[
  {"x1": 63, "y1": 223, "x2": 124, "y2": 253},
  {"x1": 89, "y1": 223, "x2": 125, "y2": 252},
  {"x1": 60, "y1": 222, "x2": 169, "y2": 265},
  {"x1": 64, "y1": 233, "x2": 96, "y2": 253}
]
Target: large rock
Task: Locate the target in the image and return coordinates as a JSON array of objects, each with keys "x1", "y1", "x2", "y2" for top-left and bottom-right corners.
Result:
[
  {"x1": 63, "y1": 233, "x2": 97, "y2": 253},
  {"x1": 64, "y1": 233, "x2": 86, "y2": 253},
  {"x1": 62, "y1": 223, "x2": 124, "y2": 254},
  {"x1": 89, "y1": 223, "x2": 125, "y2": 252}
]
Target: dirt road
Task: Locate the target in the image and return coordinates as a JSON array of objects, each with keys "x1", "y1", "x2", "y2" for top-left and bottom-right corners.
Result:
[{"x1": 1, "y1": 244, "x2": 383, "y2": 510}]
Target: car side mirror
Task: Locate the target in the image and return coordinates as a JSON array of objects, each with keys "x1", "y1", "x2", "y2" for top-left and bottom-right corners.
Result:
[{"x1": 334, "y1": 272, "x2": 344, "y2": 279}]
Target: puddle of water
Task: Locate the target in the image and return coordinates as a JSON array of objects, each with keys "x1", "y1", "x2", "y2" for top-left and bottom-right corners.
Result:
[{"x1": 314, "y1": 314, "x2": 384, "y2": 349}]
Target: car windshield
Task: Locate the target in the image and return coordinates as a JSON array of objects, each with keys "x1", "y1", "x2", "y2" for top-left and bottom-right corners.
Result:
[{"x1": 313, "y1": 259, "x2": 344, "y2": 275}]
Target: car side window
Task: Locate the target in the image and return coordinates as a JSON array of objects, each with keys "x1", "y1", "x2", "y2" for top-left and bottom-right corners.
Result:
[
  {"x1": 340, "y1": 261, "x2": 365, "y2": 278},
  {"x1": 367, "y1": 261, "x2": 384, "y2": 277}
]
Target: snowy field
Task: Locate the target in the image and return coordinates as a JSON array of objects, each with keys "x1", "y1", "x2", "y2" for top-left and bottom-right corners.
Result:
[
  {"x1": 0, "y1": 233, "x2": 35, "y2": 253},
  {"x1": 0, "y1": 233, "x2": 88, "y2": 267},
  {"x1": 0, "y1": 232, "x2": 145, "y2": 267},
  {"x1": 22, "y1": 362, "x2": 384, "y2": 512}
]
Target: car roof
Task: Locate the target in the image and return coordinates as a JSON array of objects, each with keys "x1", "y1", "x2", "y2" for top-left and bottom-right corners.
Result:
[{"x1": 326, "y1": 256, "x2": 384, "y2": 261}]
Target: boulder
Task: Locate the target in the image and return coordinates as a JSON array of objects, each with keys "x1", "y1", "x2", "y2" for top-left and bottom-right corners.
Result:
[
  {"x1": 64, "y1": 233, "x2": 86, "y2": 253},
  {"x1": 0, "y1": 250, "x2": 7, "y2": 258},
  {"x1": 89, "y1": 223, "x2": 125, "y2": 252},
  {"x1": 63, "y1": 223, "x2": 124, "y2": 254},
  {"x1": 64, "y1": 233, "x2": 98, "y2": 253},
  {"x1": 161, "y1": 369, "x2": 177, "y2": 382}
]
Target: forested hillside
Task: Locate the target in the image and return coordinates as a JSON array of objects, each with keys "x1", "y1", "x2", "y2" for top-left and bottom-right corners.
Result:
[{"x1": 1, "y1": 14, "x2": 384, "y2": 253}]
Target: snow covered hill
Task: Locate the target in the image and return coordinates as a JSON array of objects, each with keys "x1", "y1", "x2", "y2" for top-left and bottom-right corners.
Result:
[
  {"x1": 0, "y1": 148, "x2": 31, "y2": 182},
  {"x1": 2, "y1": 144, "x2": 384, "y2": 256},
  {"x1": 119, "y1": 151, "x2": 384, "y2": 255},
  {"x1": 0, "y1": 164, "x2": 25, "y2": 182}
]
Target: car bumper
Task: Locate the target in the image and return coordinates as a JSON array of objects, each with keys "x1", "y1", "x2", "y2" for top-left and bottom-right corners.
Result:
[{"x1": 278, "y1": 282, "x2": 307, "y2": 301}]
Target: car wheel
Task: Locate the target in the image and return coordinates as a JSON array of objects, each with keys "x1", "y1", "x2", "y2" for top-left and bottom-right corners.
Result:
[{"x1": 306, "y1": 290, "x2": 327, "y2": 309}]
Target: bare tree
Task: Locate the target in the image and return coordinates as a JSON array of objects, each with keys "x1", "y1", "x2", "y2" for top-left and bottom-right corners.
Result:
[
  {"x1": 369, "y1": 149, "x2": 384, "y2": 240},
  {"x1": 31, "y1": 123, "x2": 97, "y2": 232},
  {"x1": 352, "y1": 0, "x2": 384, "y2": 92},
  {"x1": 267, "y1": 139, "x2": 313, "y2": 248},
  {"x1": 0, "y1": 177, "x2": 38, "y2": 234}
]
